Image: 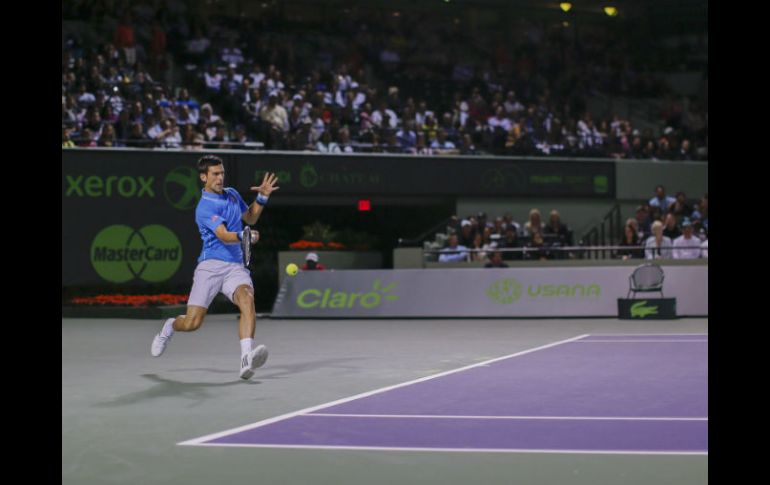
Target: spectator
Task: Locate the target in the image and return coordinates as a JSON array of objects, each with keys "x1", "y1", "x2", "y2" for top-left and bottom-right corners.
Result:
[
  {"x1": 97, "y1": 123, "x2": 118, "y2": 147},
  {"x1": 668, "y1": 191, "x2": 693, "y2": 221},
  {"x1": 457, "y1": 219, "x2": 475, "y2": 247},
  {"x1": 431, "y1": 130, "x2": 459, "y2": 155},
  {"x1": 700, "y1": 239, "x2": 708, "y2": 259},
  {"x1": 415, "y1": 132, "x2": 434, "y2": 155},
  {"x1": 645, "y1": 220, "x2": 673, "y2": 260},
  {"x1": 649, "y1": 185, "x2": 677, "y2": 214},
  {"x1": 484, "y1": 251, "x2": 509, "y2": 268},
  {"x1": 337, "y1": 128, "x2": 355, "y2": 153},
  {"x1": 125, "y1": 122, "x2": 150, "y2": 148},
  {"x1": 301, "y1": 252, "x2": 327, "y2": 271},
  {"x1": 78, "y1": 128, "x2": 97, "y2": 147},
  {"x1": 396, "y1": 120, "x2": 417, "y2": 151},
  {"x1": 500, "y1": 226, "x2": 523, "y2": 260},
  {"x1": 460, "y1": 133, "x2": 479, "y2": 155},
  {"x1": 663, "y1": 213, "x2": 682, "y2": 240},
  {"x1": 617, "y1": 222, "x2": 643, "y2": 260},
  {"x1": 469, "y1": 233, "x2": 486, "y2": 262},
  {"x1": 543, "y1": 209, "x2": 572, "y2": 245},
  {"x1": 155, "y1": 119, "x2": 181, "y2": 148},
  {"x1": 634, "y1": 205, "x2": 652, "y2": 241},
  {"x1": 691, "y1": 193, "x2": 708, "y2": 235},
  {"x1": 438, "y1": 234, "x2": 470, "y2": 263},
  {"x1": 259, "y1": 92, "x2": 289, "y2": 149},
  {"x1": 203, "y1": 65, "x2": 222, "y2": 95},
  {"x1": 317, "y1": 131, "x2": 341, "y2": 153},
  {"x1": 62, "y1": 127, "x2": 76, "y2": 148},
  {"x1": 523, "y1": 208, "x2": 545, "y2": 237},
  {"x1": 672, "y1": 219, "x2": 702, "y2": 259}
]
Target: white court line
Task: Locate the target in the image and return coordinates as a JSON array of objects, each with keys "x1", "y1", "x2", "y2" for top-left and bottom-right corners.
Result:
[
  {"x1": 306, "y1": 413, "x2": 708, "y2": 421},
  {"x1": 179, "y1": 333, "x2": 590, "y2": 446},
  {"x1": 184, "y1": 442, "x2": 707, "y2": 456},
  {"x1": 574, "y1": 339, "x2": 708, "y2": 343},
  {"x1": 583, "y1": 333, "x2": 708, "y2": 337}
]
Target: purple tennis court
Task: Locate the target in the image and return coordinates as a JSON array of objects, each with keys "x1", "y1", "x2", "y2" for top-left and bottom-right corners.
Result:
[{"x1": 181, "y1": 333, "x2": 708, "y2": 454}]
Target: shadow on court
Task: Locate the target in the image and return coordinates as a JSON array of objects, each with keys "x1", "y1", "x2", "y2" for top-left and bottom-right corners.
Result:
[{"x1": 93, "y1": 357, "x2": 365, "y2": 408}]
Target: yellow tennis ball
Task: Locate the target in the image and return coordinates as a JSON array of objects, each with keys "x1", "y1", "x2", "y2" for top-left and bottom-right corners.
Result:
[{"x1": 286, "y1": 263, "x2": 299, "y2": 276}]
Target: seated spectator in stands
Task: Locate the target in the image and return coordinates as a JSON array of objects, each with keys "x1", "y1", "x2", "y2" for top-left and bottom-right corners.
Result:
[
  {"x1": 62, "y1": 128, "x2": 75, "y2": 148},
  {"x1": 500, "y1": 226, "x2": 523, "y2": 260},
  {"x1": 634, "y1": 205, "x2": 652, "y2": 241},
  {"x1": 663, "y1": 213, "x2": 681, "y2": 240},
  {"x1": 260, "y1": 91, "x2": 289, "y2": 148},
  {"x1": 432, "y1": 129, "x2": 459, "y2": 155},
  {"x1": 502, "y1": 213, "x2": 522, "y2": 235},
  {"x1": 78, "y1": 128, "x2": 97, "y2": 147},
  {"x1": 645, "y1": 220, "x2": 673, "y2": 260},
  {"x1": 460, "y1": 133, "x2": 479, "y2": 155},
  {"x1": 301, "y1": 252, "x2": 326, "y2": 271},
  {"x1": 438, "y1": 234, "x2": 470, "y2": 263},
  {"x1": 524, "y1": 232, "x2": 548, "y2": 261},
  {"x1": 523, "y1": 208, "x2": 545, "y2": 237},
  {"x1": 98, "y1": 125, "x2": 118, "y2": 148},
  {"x1": 126, "y1": 122, "x2": 150, "y2": 148},
  {"x1": 700, "y1": 239, "x2": 708, "y2": 259},
  {"x1": 337, "y1": 128, "x2": 355, "y2": 153},
  {"x1": 396, "y1": 120, "x2": 417, "y2": 151},
  {"x1": 199, "y1": 103, "x2": 221, "y2": 128},
  {"x1": 231, "y1": 125, "x2": 249, "y2": 148},
  {"x1": 617, "y1": 222, "x2": 643, "y2": 260},
  {"x1": 155, "y1": 119, "x2": 182, "y2": 148},
  {"x1": 177, "y1": 104, "x2": 198, "y2": 126},
  {"x1": 457, "y1": 219, "x2": 475, "y2": 247},
  {"x1": 415, "y1": 132, "x2": 434, "y2": 155},
  {"x1": 649, "y1": 185, "x2": 676, "y2": 215},
  {"x1": 371, "y1": 100, "x2": 398, "y2": 130},
  {"x1": 668, "y1": 191, "x2": 693, "y2": 221},
  {"x1": 484, "y1": 251, "x2": 509, "y2": 268},
  {"x1": 220, "y1": 37, "x2": 244, "y2": 67},
  {"x1": 204, "y1": 65, "x2": 222, "y2": 95},
  {"x1": 672, "y1": 219, "x2": 702, "y2": 259},
  {"x1": 317, "y1": 130, "x2": 341, "y2": 153},
  {"x1": 691, "y1": 193, "x2": 708, "y2": 235},
  {"x1": 543, "y1": 209, "x2": 572, "y2": 245},
  {"x1": 678, "y1": 139, "x2": 694, "y2": 160},
  {"x1": 469, "y1": 233, "x2": 486, "y2": 262}
]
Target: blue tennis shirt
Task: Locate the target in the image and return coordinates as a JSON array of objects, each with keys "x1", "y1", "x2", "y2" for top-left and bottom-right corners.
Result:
[{"x1": 196, "y1": 187, "x2": 249, "y2": 263}]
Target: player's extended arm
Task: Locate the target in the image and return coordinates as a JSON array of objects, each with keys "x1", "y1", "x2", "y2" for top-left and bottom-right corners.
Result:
[
  {"x1": 214, "y1": 224, "x2": 260, "y2": 245},
  {"x1": 243, "y1": 172, "x2": 280, "y2": 225}
]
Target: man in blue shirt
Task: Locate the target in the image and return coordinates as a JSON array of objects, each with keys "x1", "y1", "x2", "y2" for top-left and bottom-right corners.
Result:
[
  {"x1": 648, "y1": 185, "x2": 677, "y2": 215},
  {"x1": 151, "y1": 155, "x2": 280, "y2": 380}
]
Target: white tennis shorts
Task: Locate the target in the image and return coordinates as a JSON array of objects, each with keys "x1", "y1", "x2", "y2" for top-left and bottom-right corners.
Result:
[{"x1": 187, "y1": 259, "x2": 253, "y2": 308}]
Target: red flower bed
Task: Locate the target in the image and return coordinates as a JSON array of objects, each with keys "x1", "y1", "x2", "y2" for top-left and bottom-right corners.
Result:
[
  {"x1": 288, "y1": 240, "x2": 346, "y2": 250},
  {"x1": 70, "y1": 294, "x2": 188, "y2": 307}
]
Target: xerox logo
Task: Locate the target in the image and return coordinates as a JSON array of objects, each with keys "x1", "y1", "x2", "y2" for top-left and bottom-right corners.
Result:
[
  {"x1": 163, "y1": 167, "x2": 201, "y2": 210},
  {"x1": 90, "y1": 225, "x2": 182, "y2": 283},
  {"x1": 64, "y1": 167, "x2": 201, "y2": 210}
]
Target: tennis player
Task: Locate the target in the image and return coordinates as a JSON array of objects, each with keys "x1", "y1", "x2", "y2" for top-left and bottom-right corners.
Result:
[{"x1": 150, "y1": 155, "x2": 279, "y2": 380}]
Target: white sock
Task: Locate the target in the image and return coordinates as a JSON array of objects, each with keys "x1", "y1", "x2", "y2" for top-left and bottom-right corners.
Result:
[
  {"x1": 160, "y1": 318, "x2": 176, "y2": 338},
  {"x1": 240, "y1": 338, "x2": 254, "y2": 357}
]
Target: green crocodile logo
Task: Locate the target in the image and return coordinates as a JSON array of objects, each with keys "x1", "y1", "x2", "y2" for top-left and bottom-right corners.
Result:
[{"x1": 631, "y1": 301, "x2": 658, "y2": 318}]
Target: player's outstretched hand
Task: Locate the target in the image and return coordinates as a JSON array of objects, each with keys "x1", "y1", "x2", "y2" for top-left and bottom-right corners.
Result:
[{"x1": 250, "y1": 172, "x2": 280, "y2": 197}]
